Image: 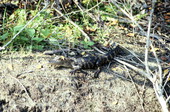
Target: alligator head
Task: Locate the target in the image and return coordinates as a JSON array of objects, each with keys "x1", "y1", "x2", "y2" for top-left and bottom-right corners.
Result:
[{"x1": 49, "y1": 56, "x2": 74, "y2": 68}]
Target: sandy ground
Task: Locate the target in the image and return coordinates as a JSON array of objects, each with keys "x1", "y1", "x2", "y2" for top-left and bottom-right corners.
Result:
[{"x1": 0, "y1": 51, "x2": 161, "y2": 112}]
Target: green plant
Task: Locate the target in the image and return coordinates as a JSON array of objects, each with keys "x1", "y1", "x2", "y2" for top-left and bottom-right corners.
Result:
[{"x1": 0, "y1": 0, "x2": 144, "y2": 51}]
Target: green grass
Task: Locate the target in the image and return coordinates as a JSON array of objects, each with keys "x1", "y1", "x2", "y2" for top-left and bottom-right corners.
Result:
[{"x1": 0, "y1": 0, "x2": 144, "y2": 51}]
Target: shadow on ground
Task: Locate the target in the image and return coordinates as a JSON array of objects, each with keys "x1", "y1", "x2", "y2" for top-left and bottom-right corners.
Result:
[{"x1": 0, "y1": 52, "x2": 161, "y2": 112}]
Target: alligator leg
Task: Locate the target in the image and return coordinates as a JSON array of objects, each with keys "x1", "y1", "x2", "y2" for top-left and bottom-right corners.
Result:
[
  {"x1": 70, "y1": 69, "x2": 89, "y2": 76},
  {"x1": 79, "y1": 70, "x2": 89, "y2": 76},
  {"x1": 94, "y1": 67, "x2": 102, "y2": 78},
  {"x1": 70, "y1": 68, "x2": 79, "y2": 75}
]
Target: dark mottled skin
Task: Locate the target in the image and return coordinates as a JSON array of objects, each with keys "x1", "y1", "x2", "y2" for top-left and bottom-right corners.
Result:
[{"x1": 49, "y1": 45, "x2": 121, "y2": 78}]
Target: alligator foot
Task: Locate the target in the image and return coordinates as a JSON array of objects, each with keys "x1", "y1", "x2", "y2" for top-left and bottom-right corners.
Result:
[
  {"x1": 70, "y1": 69, "x2": 89, "y2": 76},
  {"x1": 70, "y1": 70, "x2": 77, "y2": 75},
  {"x1": 79, "y1": 70, "x2": 89, "y2": 76}
]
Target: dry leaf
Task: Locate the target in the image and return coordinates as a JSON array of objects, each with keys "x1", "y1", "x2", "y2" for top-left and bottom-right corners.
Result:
[
  {"x1": 112, "y1": 101, "x2": 118, "y2": 105},
  {"x1": 7, "y1": 64, "x2": 13, "y2": 70},
  {"x1": 163, "y1": 69, "x2": 169, "y2": 77},
  {"x1": 150, "y1": 48, "x2": 160, "y2": 52},
  {"x1": 127, "y1": 33, "x2": 135, "y2": 37},
  {"x1": 130, "y1": 24, "x2": 137, "y2": 28},
  {"x1": 36, "y1": 64, "x2": 43, "y2": 69},
  {"x1": 161, "y1": 56, "x2": 168, "y2": 61},
  {"x1": 166, "y1": 19, "x2": 170, "y2": 22},
  {"x1": 66, "y1": 26, "x2": 72, "y2": 38},
  {"x1": 119, "y1": 26, "x2": 128, "y2": 30},
  {"x1": 81, "y1": 51, "x2": 86, "y2": 55},
  {"x1": 107, "y1": 17, "x2": 118, "y2": 25},
  {"x1": 85, "y1": 26, "x2": 96, "y2": 32}
]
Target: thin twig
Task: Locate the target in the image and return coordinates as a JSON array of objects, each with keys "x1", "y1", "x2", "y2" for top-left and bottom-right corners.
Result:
[
  {"x1": 153, "y1": 80, "x2": 168, "y2": 112},
  {"x1": 73, "y1": 0, "x2": 98, "y2": 22},
  {"x1": 111, "y1": 0, "x2": 145, "y2": 34},
  {"x1": 114, "y1": 58, "x2": 153, "y2": 81},
  {"x1": 163, "y1": 72, "x2": 170, "y2": 89},
  {"x1": 52, "y1": 7, "x2": 91, "y2": 41},
  {"x1": 7, "y1": 70, "x2": 35, "y2": 106},
  {"x1": 118, "y1": 45, "x2": 144, "y2": 64},
  {"x1": 111, "y1": 0, "x2": 164, "y2": 42},
  {"x1": 150, "y1": 43, "x2": 163, "y2": 83},
  {"x1": 145, "y1": 1, "x2": 167, "y2": 111},
  {"x1": 51, "y1": 0, "x2": 104, "y2": 20},
  {"x1": 5, "y1": 56, "x2": 35, "y2": 106},
  {"x1": 144, "y1": 0, "x2": 155, "y2": 78},
  {"x1": 111, "y1": 1, "x2": 168, "y2": 111},
  {"x1": 166, "y1": 84, "x2": 170, "y2": 103},
  {"x1": 115, "y1": 58, "x2": 168, "y2": 112},
  {"x1": 124, "y1": 65, "x2": 145, "y2": 112},
  {"x1": 93, "y1": 46, "x2": 106, "y2": 54}
]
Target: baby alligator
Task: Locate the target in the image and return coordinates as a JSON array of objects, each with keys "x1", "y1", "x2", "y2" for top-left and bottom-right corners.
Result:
[{"x1": 49, "y1": 45, "x2": 122, "y2": 78}]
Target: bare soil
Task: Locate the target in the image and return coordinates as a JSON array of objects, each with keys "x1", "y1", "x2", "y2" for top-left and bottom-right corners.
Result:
[{"x1": 0, "y1": 49, "x2": 161, "y2": 112}]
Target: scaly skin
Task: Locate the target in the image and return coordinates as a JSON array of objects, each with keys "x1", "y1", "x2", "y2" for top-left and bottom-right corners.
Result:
[{"x1": 49, "y1": 45, "x2": 121, "y2": 78}]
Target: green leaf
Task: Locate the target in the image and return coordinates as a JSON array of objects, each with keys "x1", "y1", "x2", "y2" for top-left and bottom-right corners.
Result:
[
  {"x1": 19, "y1": 36, "x2": 29, "y2": 41},
  {"x1": 32, "y1": 45, "x2": 44, "y2": 50},
  {"x1": 13, "y1": 25, "x2": 24, "y2": 33},
  {"x1": 17, "y1": 9, "x2": 27, "y2": 25},
  {"x1": 87, "y1": 41, "x2": 95, "y2": 46},
  {"x1": 0, "y1": 33, "x2": 9, "y2": 40},
  {"x1": 135, "y1": 13, "x2": 147, "y2": 20},
  {"x1": 81, "y1": 41, "x2": 94, "y2": 49},
  {"x1": 40, "y1": 29, "x2": 51, "y2": 38},
  {"x1": 26, "y1": 28, "x2": 35, "y2": 37},
  {"x1": 32, "y1": 37, "x2": 44, "y2": 43},
  {"x1": 27, "y1": 45, "x2": 44, "y2": 50},
  {"x1": 48, "y1": 38, "x2": 58, "y2": 45}
]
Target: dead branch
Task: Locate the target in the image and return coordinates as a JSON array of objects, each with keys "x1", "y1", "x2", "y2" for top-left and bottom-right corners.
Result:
[
  {"x1": 124, "y1": 65, "x2": 145, "y2": 112},
  {"x1": 111, "y1": 0, "x2": 169, "y2": 111}
]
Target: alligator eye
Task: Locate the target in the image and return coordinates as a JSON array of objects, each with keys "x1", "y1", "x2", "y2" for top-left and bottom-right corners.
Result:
[
  {"x1": 73, "y1": 62, "x2": 80, "y2": 67},
  {"x1": 72, "y1": 62, "x2": 80, "y2": 69},
  {"x1": 74, "y1": 63, "x2": 79, "y2": 66}
]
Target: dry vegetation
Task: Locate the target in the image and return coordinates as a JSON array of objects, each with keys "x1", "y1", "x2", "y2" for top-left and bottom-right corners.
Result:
[{"x1": 0, "y1": 0, "x2": 170, "y2": 111}]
